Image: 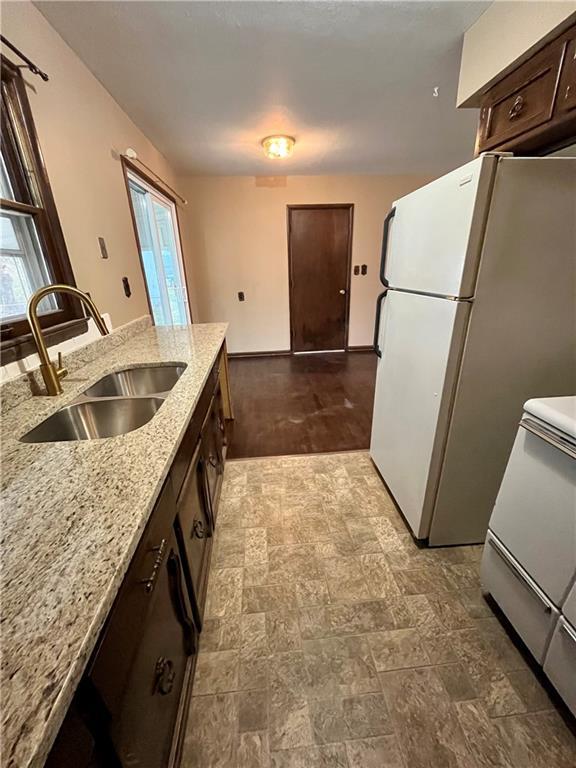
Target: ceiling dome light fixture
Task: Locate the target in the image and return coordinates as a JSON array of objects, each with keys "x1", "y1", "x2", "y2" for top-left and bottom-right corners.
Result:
[{"x1": 261, "y1": 135, "x2": 295, "y2": 159}]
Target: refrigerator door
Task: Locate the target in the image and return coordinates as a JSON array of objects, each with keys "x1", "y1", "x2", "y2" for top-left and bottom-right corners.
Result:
[
  {"x1": 428, "y1": 157, "x2": 576, "y2": 546},
  {"x1": 383, "y1": 155, "x2": 497, "y2": 297},
  {"x1": 370, "y1": 290, "x2": 471, "y2": 539}
]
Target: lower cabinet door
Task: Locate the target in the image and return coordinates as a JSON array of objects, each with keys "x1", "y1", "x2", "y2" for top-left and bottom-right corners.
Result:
[
  {"x1": 543, "y1": 616, "x2": 576, "y2": 716},
  {"x1": 175, "y1": 439, "x2": 213, "y2": 626},
  {"x1": 481, "y1": 531, "x2": 559, "y2": 663},
  {"x1": 92, "y1": 531, "x2": 196, "y2": 768},
  {"x1": 202, "y1": 393, "x2": 225, "y2": 519}
]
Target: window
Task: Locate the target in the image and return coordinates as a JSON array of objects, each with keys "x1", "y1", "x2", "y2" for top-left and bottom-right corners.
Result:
[
  {"x1": 0, "y1": 56, "x2": 84, "y2": 361},
  {"x1": 125, "y1": 168, "x2": 191, "y2": 326}
]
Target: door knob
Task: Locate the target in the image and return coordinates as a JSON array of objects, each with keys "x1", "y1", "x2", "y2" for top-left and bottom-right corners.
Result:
[{"x1": 339, "y1": 289, "x2": 346, "y2": 295}]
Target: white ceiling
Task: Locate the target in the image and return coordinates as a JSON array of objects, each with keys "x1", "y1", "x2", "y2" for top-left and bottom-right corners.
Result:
[{"x1": 36, "y1": 1, "x2": 490, "y2": 176}]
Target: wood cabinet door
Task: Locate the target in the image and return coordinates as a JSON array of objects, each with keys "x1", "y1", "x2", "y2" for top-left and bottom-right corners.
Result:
[
  {"x1": 201, "y1": 394, "x2": 225, "y2": 519},
  {"x1": 97, "y1": 531, "x2": 196, "y2": 768},
  {"x1": 477, "y1": 40, "x2": 564, "y2": 151},
  {"x1": 557, "y1": 35, "x2": 576, "y2": 115},
  {"x1": 174, "y1": 439, "x2": 213, "y2": 625}
]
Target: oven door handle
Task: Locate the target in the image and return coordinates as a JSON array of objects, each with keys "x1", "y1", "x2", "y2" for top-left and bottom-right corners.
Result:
[{"x1": 167, "y1": 549, "x2": 198, "y2": 653}]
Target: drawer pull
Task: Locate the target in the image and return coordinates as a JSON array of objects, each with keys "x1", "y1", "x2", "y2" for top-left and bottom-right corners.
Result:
[
  {"x1": 140, "y1": 538, "x2": 167, "y2": 593},
  {"x1": 520, "y1": 418, "x2": 576, "y2": 460},
  {"x1": 167, "y1": 550, "x2": 198, "y2": 650},
  {"x1": 560, "y1": 620, "x2": 576, "y2": 644},
  {"x1": 153, "y1": 656, "x2": 175, "y2": 695},
  {"x1": 192, "y1": 519, "x2": 206, "y2": 539},
  {"x1": 508, "y1": 94, "x2": 525, "y2": 120},
  {"x1": 487, "y1": 537, "x2": 552, "y2": 613}
]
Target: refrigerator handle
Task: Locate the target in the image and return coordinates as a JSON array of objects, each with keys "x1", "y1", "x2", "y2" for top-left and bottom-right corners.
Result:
[
  {"x1": 380, "y1": 206, "x2": 396, "y2": 287},
  {"x1": 373, "y1": 290, "x2": 388, "y2": 357}
]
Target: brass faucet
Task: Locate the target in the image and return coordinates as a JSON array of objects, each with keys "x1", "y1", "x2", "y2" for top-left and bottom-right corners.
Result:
[{"x1": 26, "y1": 284, "x2": 109, "y2": 396}]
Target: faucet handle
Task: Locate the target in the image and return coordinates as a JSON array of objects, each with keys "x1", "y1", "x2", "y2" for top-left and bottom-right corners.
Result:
[{"x1": 56, "y1": 351, "x2": 68, "y2": 380}]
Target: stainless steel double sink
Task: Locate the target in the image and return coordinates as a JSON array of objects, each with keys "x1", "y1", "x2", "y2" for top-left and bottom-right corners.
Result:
[{"x1": 21, "y1": 364, "x2": 187, "y2": 444}]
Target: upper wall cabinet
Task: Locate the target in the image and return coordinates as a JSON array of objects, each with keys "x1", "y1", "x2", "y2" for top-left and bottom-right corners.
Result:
[{"x1": 475, "y1": 22, "x2": 576, "y2": 155}]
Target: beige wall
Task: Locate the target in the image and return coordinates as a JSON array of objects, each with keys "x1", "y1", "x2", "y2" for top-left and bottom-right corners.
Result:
[
  {"x1": 180, "y1": 175, "x2": 433, "y2": 354},
  {"x1": 1, "y1": 1, "x2": 181, "y2": 328},
  {"x1": 458, "y1": 2, "x2": 576, "y2": 107}
]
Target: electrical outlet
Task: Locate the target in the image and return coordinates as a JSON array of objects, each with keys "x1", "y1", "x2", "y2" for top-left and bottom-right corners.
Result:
[
  {"x1": 361, "y1": 264, "x2": 367, "y2": 275},
  {"x1": 353, "y1": 265, "x2": 360, "y2": 275},
  {"x1": 238, "y1": 291, "x2": 245, "y2": 302}
]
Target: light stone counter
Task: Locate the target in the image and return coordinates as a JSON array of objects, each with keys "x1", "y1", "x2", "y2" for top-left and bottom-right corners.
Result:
[{"x1": 0, "y1": 322, "x2": 228, "y2": 768}]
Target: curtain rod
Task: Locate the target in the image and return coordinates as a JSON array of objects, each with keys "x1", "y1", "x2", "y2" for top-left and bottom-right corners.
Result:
[
  {"x1": 0, "y1": 35, "x2": 49, "y2": 81},
  {"x1": 122, "y1": 150, "x2": 188, "y2": 206}
]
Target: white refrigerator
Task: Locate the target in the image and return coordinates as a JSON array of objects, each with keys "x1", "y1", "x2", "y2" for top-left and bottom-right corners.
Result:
[{"x1": 370, "y1": 154, "x2": 576, "y2": 546}]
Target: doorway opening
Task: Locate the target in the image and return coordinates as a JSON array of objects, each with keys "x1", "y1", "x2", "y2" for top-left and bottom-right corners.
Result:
[
  {"x1": 125, "y1": 167, "x2": 191, "y2": 326},
  {"x1": 287, "y1": 204, "x2": 353, "y2": 352}
]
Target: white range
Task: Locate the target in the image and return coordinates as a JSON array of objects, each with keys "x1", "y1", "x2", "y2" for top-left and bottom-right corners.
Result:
[{"x1": 481, "y1": 396, "x2": 576, "y2": 715}]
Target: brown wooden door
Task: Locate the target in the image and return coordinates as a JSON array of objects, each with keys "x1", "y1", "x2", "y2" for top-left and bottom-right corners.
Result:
[{"x1": 288, "y1": 205, "x2": 353, "y2": 352}]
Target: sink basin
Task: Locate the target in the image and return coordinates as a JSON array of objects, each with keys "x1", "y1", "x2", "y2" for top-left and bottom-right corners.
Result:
[
  {"x1": 20, "y1": 397, "x2": 164, "y2": 443},
  {"x1": 83, "y1": 364, "x2": 186, "y2": 398}
]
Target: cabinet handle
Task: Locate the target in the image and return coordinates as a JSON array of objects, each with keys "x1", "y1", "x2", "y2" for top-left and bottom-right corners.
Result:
[
  {"x1": 140, "y1": 538, "x2": 167, "y2": 593},
  {"x1": 487, "y1": 537, "x2": 551, "y2": 613},
  {"x1": 508, "y1": 94, "x2": 525, "y2": 120},
  {"x1": 560, "y1": 620, "x2": 576, "y2": 644},
  {"x1": 192, "y1": 519, "x2": 206, "y2": 539},
  {"x1": 520, "y1": 418, "x2": 576, "y2": 460},
  {"x1": 167, "y1": 550, "x2": 198, "y2": 651},
  {"x1": 153, "y1": 657, "x2": 175, "y2": 695}
]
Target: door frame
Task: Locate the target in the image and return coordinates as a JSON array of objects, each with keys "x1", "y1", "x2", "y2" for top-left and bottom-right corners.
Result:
[
  {"x1": 286, "y1": 203, "x2": 354, "y2": 353},
  {"x1": 121, "y1": 156, "x2": 193, "y2": 323}
]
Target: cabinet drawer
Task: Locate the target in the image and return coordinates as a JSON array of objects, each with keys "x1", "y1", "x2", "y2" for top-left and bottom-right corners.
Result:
[
  {"x1": 543, "y1": 617, "x2": 576, "y2": 716},
  {"x1": 488, "y1": 422, "x2": 576, "y2": 605},
  {"x1": 171, "y1": 360, "x2": 220, "y2": 499},
  {"x1": 481, "y1": 532, "x2": 559, "y2": 663},
  {"x1": 557, "y1": 35, "x2": 576, "y2": 115},
  {"x1": 478, "y1": 41, "x2": 564, "y2": 151}
]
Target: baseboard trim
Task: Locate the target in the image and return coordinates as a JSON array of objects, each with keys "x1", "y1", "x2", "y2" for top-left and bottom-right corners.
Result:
[
  {"x1": 229, "y1": 347, "x2": 376, "y2": 358},
  {"x1": 347, "y1": 345, "x2": 376, "y2": 353},
  {"x1": 228, "y1": 349, "x2": 292, "y2": 359}
]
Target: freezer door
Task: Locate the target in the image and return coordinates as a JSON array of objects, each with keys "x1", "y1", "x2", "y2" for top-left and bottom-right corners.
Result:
[
  {"x1": 384, "y1": 156, "x2": 497, "y2": 297},
  {"x1": 370, "y1": 290, "x2": 471, "y2": 539}
]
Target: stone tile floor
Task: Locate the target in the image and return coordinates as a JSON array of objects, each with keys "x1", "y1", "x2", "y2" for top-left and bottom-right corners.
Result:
[{"x1": 181, "y1": 452, "x2": 576, "y2": 768}]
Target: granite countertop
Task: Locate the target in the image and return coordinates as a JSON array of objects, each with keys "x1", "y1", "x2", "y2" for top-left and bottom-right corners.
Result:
[{"x1": 1, "y1": 322, "x2": 228, "y2": 768}]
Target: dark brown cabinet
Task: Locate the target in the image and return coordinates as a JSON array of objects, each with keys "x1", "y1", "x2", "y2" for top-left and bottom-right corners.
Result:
[
  {"x1": 97, "y1": 535, "x2": 193, "y2": 768},
  {"x1": 201, "y1": 389, "x2": 225, "y2": 520},
  {"x1": 88, "y1": 480, "x2": 197, "y2": 768},
  {"x1": 174, "y1": 439, "x2": 213, "y2": 627},
  {"x1": 47, "y1": 349, "x2": 230, "y2": 768},
  {"x1": 475, "y1": 21, "x2": 576, "y2": 155}
]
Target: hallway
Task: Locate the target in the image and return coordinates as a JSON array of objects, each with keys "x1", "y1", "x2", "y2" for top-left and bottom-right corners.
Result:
[{"x1": 227, "y1": 352, "x2": 377, "y2": 459}]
